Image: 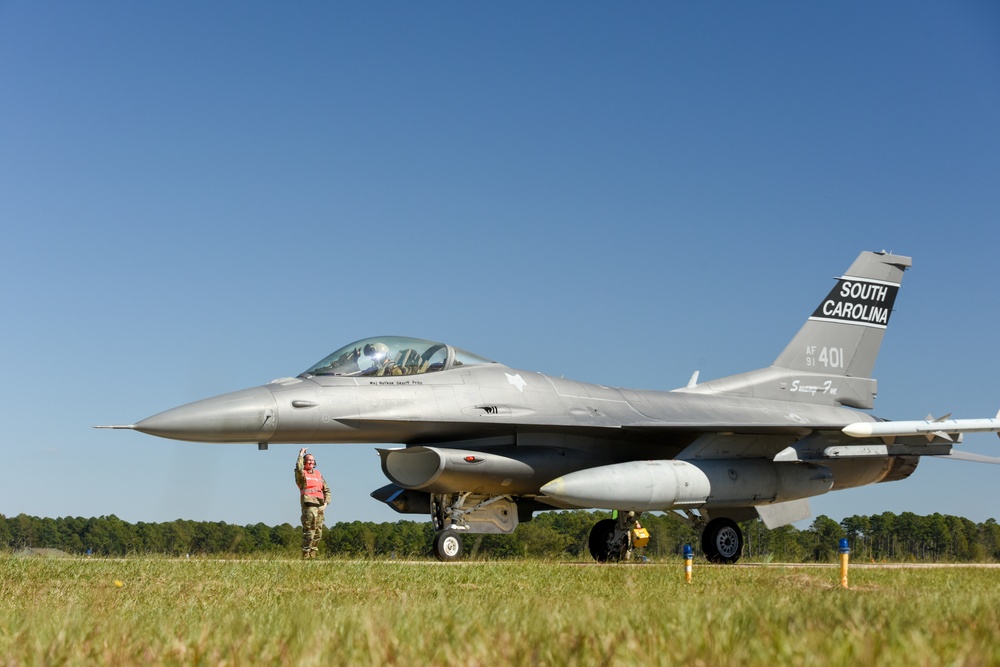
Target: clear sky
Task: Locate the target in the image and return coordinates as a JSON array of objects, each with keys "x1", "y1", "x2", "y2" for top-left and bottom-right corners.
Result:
[{"x1": 3, "y1": 2, "x2": 999, "y2": 531}]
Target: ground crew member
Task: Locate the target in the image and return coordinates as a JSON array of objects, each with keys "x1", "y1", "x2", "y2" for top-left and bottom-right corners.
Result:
[{"x1": 295, "y1": 447, "x2": 331, "y2": 559}]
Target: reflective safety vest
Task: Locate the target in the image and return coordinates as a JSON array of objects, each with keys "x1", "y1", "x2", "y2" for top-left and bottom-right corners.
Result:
[{"x1": 301, "y1": 469, "x2": 326, "y2": 500}]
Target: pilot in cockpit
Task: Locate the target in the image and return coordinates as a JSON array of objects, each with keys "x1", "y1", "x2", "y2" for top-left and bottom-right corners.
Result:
[{"x1": 362, "y1": 342, "x2": 402, "y2": 376}]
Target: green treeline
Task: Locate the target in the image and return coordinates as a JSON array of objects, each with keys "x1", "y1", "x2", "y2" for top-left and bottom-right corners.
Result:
[{"x1": 3, "y1": 511, "x2": 999, "y2": 562}]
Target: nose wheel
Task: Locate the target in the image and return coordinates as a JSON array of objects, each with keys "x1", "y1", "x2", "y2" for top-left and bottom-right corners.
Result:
[{"x1": 433, "y1": 529, "x2": 464, "y2": 561}]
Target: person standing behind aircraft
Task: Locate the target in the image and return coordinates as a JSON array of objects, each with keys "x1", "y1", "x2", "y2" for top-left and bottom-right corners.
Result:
[{"x1": 295, "y1": 448, "x2": 331, "y2": 560}]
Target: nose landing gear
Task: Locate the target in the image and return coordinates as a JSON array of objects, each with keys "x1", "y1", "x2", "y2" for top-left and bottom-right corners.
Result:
[{"x1": 433, "y1": 529, "x2": 463, "y2": 562}]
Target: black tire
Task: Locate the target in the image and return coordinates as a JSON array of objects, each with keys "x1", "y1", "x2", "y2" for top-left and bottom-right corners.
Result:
[
  {"x1": 701, "y1": 518, "x2": 743, "y2": 564},
  {"x1": 588, "y1": 518, "x2": 621, "y2": 562},
  {"x1": 433, "y1": 529, "x2": 463, "y2": 562}
]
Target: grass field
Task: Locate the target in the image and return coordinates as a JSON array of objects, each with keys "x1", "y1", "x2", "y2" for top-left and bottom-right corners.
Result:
[{"x1": 1, "y1": 555, "x2": 998, "y2": 666}]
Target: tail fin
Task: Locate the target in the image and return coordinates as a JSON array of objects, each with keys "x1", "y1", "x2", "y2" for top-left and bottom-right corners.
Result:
[
  {"x1": 679, "y1": 251, "x2": 911, "y2": 409},
  {"x1": 773, "y1": 251, "x2": 911, "y2": 378}
]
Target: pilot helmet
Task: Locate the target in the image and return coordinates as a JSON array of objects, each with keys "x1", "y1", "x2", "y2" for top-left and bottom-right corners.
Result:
[{"x1": 363, "y1": 342, "x2": 390, "y2": 363}]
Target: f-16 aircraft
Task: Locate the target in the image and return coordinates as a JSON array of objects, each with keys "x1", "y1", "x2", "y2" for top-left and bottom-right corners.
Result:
[{"x1": 98, "y1": 251, "x2": 1000, "y2": 563}]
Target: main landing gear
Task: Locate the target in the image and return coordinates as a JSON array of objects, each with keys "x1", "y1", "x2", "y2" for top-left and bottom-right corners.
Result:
[
  {"x1": 701, "y1": 517, "x2": 743, "y2": 564},
  {"x1": 587, "y1": 512, "x2": 745, "y2": 564},
  {"x1": 587, "y1": 512, "x2": 643, "y2": 562}
]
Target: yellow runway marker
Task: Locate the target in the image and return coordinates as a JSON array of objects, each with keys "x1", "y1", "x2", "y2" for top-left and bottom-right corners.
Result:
[{"x1": 839, "y1": 539, "x2": 850, "y2": 589}]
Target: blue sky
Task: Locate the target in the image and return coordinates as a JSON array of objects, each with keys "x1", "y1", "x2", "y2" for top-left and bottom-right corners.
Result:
[{"x1": 3, "y1": 2, "x2": 999, "y2": 532}]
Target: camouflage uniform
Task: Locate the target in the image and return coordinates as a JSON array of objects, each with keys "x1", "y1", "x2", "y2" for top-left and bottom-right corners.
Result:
[{"x1": 295, "y1": 451, "x2": 331, "y2": 559}]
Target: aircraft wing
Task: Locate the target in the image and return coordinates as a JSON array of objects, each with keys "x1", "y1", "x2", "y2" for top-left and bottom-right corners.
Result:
[
  {"x1": 337, "y1": 416, "x2": 845, "y2": 439},
  {"x1": 621, "y1": 422, "x2": 842, "y2": 436}
]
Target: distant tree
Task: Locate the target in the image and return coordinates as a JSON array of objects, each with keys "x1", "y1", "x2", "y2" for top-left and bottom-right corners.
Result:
[
  {"x1": 543, "y1": 510, "x2": 606, "y2": 558},
  {"x1": 163, "y1": 520, "x2": 194, "y2": 556},
  {"x1": 641, "y1": 513, "x2": 699, "y2": 559},
  {"x1": 384, "y1": 521, "x2": 433, "y2": 557},
  {"x1": 514, "y1": 520, "x2": 570, "y2": 558},
  {"x1": 473, "y1": 533, "x2": 520, "y2": 559},
  {"x1": 362, "y1": 523, "x2": 383, "y2": 557},
  {"x1": 2, "y1": 510, "x2": 997, "y2": 562},
  {"x1": 10, "y1": 514, "x2": 37, "y2": 549},
  {"x1": 980, "y1": 519, "x2": 1000, "y2": 561},
  {"x1": 36, "y1": 517, "x2": 60, "y2": 549},
  {"x1": 244, "y1": 522, "x2": 274, "y2": 553},
  {"x1": 82, "y1": 517, "x2": 113, "y2": 555},
  {"x1": 869, "y1": 512, "x2": 896, "y2": 560},
  {"x1": 0, "y1": 515, "x2": 11, "y2": 549},
  {"x1": 923, "y1": 513, "x2": 949, "y2": 560},
  {"x1": 60, "y1": 517, "x2": 89, "y2": 554},
  {"x1": 270, "y1": 523, "x2": 299, "y2": 554},
  {"x1": 135, "y1": 521, "x2": 166, "y2": 554},
  {"x1": 105, "y1": 515, "x2": 139, "y2": 554},
  {"x1": 189, "y1": 522, "x2": 216, "y2": 554},
  {"x1": 763, "y1": 524, "x2": 807, "y2": 562},
  {"x1": 218, "y1": 522, "x2": 247, "y2": 553},
  {"x1": 806, "y1": 515, "x2": 845, "y2": 562},
  {"x1": 841, "y1": 515, "x2": 872, "y2": 561},
  {"x1": 325, "y1": 521, "x2": 375, "y2": 557}
]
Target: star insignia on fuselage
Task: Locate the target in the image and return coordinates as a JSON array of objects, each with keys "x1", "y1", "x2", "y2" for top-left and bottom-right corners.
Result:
[{"x1": 506, "y1": 373, "x2": 527, "y2": 393}]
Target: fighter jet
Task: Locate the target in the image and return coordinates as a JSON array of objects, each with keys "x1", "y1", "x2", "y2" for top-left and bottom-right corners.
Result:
[{"x1": 98, "y1": 251, "x2": 1000, "y2": 563}]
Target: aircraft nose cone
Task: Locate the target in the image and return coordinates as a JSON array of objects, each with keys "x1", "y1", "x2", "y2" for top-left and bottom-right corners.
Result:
[{"x1": 134, "y1": 386, "x2": 278, "y2": 443}]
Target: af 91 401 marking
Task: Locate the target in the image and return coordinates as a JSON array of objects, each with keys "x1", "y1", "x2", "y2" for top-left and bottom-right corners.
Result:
[{"x1": 804, "y1": 346, "x2": 844, "y2": 369}]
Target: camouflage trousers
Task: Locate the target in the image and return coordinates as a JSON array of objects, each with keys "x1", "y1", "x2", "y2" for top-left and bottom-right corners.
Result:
[{"x1": 301, "y1": 503, "x2": 325, "y2": 558}]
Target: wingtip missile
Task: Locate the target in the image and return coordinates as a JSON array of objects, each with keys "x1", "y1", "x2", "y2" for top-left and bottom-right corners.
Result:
[{"x1": 843, "y1": 415, "x2": 1000, "y2": 439}]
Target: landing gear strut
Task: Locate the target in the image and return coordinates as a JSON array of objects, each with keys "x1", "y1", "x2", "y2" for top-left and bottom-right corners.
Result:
[{"x1": 588, "y1": 512, "x2": 641, "y2": 562}]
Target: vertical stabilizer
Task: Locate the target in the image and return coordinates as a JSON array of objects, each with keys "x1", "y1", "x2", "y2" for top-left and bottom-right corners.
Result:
[
  {"x1": 678, "y1": 251, "x2": 911, "y2": 409},
  {"x1": 773, "y1": 251, "x2": 911, "y2": 378}
]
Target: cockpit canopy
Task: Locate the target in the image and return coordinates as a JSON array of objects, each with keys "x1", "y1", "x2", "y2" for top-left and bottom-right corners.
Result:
[{"x1": 301, "y1": 336, "x2": 496, "y2": 378}]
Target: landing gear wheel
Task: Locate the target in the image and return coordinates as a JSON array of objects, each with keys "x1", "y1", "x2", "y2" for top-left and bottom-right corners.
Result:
[
  {"x1": 702, "y1": 518, "x2": 743, "y2": 564},
  {"x1": 433, "y1": 529, "x2": 463, "y2": 562},
  {"x1": 588, "y1": 518, "x2": 624, "y2": 562}
]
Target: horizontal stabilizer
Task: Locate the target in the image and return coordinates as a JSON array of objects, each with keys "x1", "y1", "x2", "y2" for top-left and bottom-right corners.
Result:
[
  {"x1": 934, "y1": 451, "x2": 1000, "y2": 465},
  {"x1": 756, "y1": 498, "x2": 811, "y2": 529}
]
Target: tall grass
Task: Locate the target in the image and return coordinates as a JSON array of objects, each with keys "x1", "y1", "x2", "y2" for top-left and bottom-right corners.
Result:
[{"x1": 1, "y1": 555, "x2": 997, "y2": 666}]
